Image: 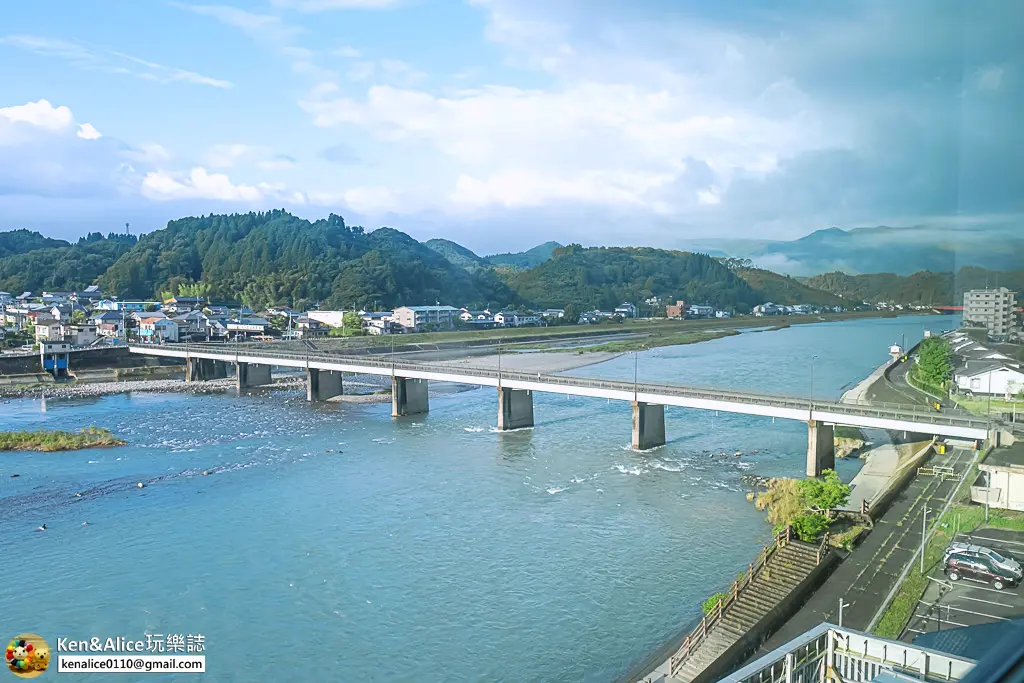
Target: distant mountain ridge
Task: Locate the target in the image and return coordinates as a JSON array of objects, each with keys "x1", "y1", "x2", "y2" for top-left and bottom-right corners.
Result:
[
  {"x1": 486, "y1": 241, "x2": 563, "y2": 269},
  {"x1": 681, "y1": 225, "x2": 1024, "y2": 276}
]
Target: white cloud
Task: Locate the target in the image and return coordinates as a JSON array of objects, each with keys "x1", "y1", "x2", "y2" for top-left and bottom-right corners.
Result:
[
  {"x1": 0, "y1": 99, "x2": 74, "y2": 131},
  {"x1": 259, "y1": 155, "x2": 298, "y2": 170},
  {"x1": 141, "y1": 167, "x2": 267, "y2": 202},
  {"x1": 173, "y1": 4, "x2": 303, "y2": 43},
  {"x1": 974, "y1": 65, "x2": 1005, "y2": 92},
  {"x1": 122, "y1": 143, "x2": 171, "y2": 165},
  {"x1": 204, "y1": 143, "x2": 253, "y2": 169},
  {"x1": 77, "y1": 123, "x2": 102, "y2": 140},
  {"x1": 1, "y1": 34, "x2": 232, "y2": 88},
  {"x1": 335, "y1": 45, "x2": 361, "y2": 58}
]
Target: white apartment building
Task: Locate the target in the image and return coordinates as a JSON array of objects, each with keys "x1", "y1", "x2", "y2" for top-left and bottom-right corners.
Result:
[{"x1": 963, "y1": 287, "x2": 1017, "y2": 337}]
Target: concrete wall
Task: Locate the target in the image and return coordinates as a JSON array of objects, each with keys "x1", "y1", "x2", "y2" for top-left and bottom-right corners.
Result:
[
  {"x1": 307, "y1": 368, "x2": 343, "y2": 402},
  {"x1": 632, "y1": 402, "x2": 666, "y2": 450},
  {"x1": 807, "y1": 420, "x2": 836, "y2": 477},
  {"x1": 236, "y1": 362, "x2": 272, "y2": 389},
  {"x1": 392, "y1": 377, "x2": 429, "y2": 416},
  {"x1": 498, "y1": 387, "x2": 534, "y2": 430}
]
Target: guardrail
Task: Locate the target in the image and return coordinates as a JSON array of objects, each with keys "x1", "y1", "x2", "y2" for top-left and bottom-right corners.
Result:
[
  {"x1": 130, "y1": 344, "x2": 996, "y2": 431},
  {"x1": 669, "y1": 527, "x2": 794, "y2": 678}
]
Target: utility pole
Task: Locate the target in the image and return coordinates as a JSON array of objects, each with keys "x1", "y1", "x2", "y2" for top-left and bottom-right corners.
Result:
[{"x1": 921, "y1": 506, "x2": 931, "y2": 573}]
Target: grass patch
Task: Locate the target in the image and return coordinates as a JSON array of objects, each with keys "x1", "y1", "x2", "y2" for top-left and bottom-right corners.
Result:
[
  {"x1": 0, "y1": 427, "x2": 126, "y2": 452},
  {"x1": 872, "y1": 503, "x2": 1024, "y2": 639},
  {"x1": 951, "y1": 396, "x2": 1023, "y2": 418}
]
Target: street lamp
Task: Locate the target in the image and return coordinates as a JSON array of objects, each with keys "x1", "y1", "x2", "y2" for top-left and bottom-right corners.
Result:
[
  {"x1": 809, "y1": 354, "x2": 818, "y2": 410},
  {"x1": 838, "y1": 598, "x2": 851, "y2": 627}
]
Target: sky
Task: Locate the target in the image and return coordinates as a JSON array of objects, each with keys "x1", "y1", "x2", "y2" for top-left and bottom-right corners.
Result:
[{"x1": 0, "y1": 0, "x2": 1021, "y2": 253}]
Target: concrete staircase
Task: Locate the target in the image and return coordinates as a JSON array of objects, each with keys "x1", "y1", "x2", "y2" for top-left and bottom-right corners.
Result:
[{"x1": 669, "y1": 539, "x2": 825, "y2": 683}]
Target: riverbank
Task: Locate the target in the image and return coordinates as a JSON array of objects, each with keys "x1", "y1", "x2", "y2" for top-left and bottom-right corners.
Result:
[{"x1": 0, "y1": 427, "x2": 125, "y2": 452}]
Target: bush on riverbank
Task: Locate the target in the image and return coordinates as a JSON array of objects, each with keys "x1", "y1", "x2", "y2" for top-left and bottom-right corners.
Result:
[
  {"x1": 754, "y1": 470, "x2": 851, "y2": 542},
  {"x1": 702, "y1": 592, "x2": 729, "y2": 614},
  {"x1": 0, "y1": 427, "x2": 126, "y2": 452}
]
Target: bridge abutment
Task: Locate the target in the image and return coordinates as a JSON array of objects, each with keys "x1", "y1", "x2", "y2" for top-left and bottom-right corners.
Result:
[
  {"x1": 806, "y1": 420, "x2": 835, "y2": 477},
  {"x1": 392, "y1": 377, "x2": 429, "y2": 417},
  {"x1": 307, "y1": 368, "x2": 343, "y2": 402},
  {"x1": 186, "y1": 358, "x2": 229, "y2": 381},
  {"x1": 497, "y1": 388, "x2": 534, "y2": 430},
  {"x1": 632, "y1": 401, "x2": 666, "y2": 450},
  {"x1": 236, "y1": 362, "x2": 272, "y2": 390}
]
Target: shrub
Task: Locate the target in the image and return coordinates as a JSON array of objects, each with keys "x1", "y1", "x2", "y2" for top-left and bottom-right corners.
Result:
[
  {"x1": 792, "y1": 513, "x2": 831, "y2": 542},
  {"x1": 702, "y1": 592, "x2": 728, "y2": 614}
]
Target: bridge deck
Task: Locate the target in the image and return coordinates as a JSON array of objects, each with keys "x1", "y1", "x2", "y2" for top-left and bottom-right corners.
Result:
[{"x1": 129, "y1": 345, "x2": 992, "y2": 439}]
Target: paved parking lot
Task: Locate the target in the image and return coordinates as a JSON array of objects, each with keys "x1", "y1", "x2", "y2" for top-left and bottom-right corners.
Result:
[{"x1": 904, "y1": 528, "x2": 1024, "y2": 640}]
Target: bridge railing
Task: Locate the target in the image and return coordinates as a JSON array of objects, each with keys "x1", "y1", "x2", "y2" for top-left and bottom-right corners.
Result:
[{"x1": 133, "y1": 345, "x2": 995, "y2": 430}]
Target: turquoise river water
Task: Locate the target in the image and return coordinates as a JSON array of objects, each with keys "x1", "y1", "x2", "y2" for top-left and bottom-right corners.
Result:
[{"x1": 0, "y1": 315, "x2": 954, "y2": 682}]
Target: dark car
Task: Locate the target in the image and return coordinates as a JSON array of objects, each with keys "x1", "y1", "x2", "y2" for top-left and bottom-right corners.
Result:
[{"x1": 945, "y1": 552, "x2": 1020, "y2": 590}]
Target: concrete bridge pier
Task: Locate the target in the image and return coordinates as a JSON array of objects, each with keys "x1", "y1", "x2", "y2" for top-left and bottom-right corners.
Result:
[
  {"x1": 307, "y1": 368, "x2": 343, "y2": 402},
  {"x1": 392, "y1": 377, "x2": 429, "y2": 417},
  {"x1": 806, "y1": 420, "x2": 836, "y2": 477},
  {"x1": 186, "y1": 358, "x2": 229, "y2": 381},
  {"x1": 236, "y1": 362, "x2": 273, "y2": 391},
  {"x1": 498, "y1": 388, "x2": 534, "y2": 430},
  {"x1": 632, "y1": 401, "x2": 666, "y2": 450}
]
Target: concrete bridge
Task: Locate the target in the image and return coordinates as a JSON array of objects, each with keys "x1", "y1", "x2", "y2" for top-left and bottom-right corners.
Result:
[{"x1": 128, "y1": 344, "x2": 995, "y2": 476}]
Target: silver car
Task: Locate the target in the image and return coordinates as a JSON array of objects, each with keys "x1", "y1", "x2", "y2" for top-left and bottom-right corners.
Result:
[{"x1": 944, "y1": 541, "x2": 1023, "y2": 578}]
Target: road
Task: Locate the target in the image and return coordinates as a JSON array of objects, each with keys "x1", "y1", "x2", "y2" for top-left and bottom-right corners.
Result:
[{"x1": 748, "y1": 444, "x2": 976, "y2": 658}]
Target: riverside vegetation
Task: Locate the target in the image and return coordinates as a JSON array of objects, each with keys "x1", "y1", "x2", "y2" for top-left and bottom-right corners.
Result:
[
  {"x1": 753, "y1": 470, "x2": 851, "y2": 542},
  {"x1": 0, "y1": 427, "x2": 126, "y2": 452}
]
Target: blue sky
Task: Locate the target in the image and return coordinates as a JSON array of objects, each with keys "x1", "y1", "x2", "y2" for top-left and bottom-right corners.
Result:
[{"x1": 0, "y1": 0, "x2": 1020, "y2": 253}]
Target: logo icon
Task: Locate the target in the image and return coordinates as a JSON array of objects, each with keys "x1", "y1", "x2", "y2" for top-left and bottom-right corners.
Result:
[{"x1": 5, "y1": 635, "x2": 49, "y2": 678}]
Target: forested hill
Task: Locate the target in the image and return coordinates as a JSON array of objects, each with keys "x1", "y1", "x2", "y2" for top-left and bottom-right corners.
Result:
[
  {"x1": 733, "y1": 267, "x2": 846, "y2": 307},
  {"x1": 0, "y1": 232, "x2": 137, "y2": 294},
  {"x1": 98, "y1": 211, "x2": 515, "y2": 310},
  {"x1": 424, "y1": 238, "x2": 489, "y2": 270},
  {"x1": 486, "y1": 241, "x2": 562, "y2": 269},
  {"x1": 802, "y1": 267, "x2": 1024, "y2": 305},
  {"x1": 0, "y1": 228, "x2": 68, "y2": 258},
  {"x1": 512, "y1": 244, "x2": 761, "y2": 312}
]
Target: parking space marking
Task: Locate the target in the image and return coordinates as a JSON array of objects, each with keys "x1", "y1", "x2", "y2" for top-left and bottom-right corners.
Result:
[
  {"x1": 908, "y1": 614, "x2": 971, "y2": 629},
  {"x1": 947, "y1": 582, "x2": 1019, "y2": 596},
  {"x1": 964, "y1": 535, "x2": 1024, "y2": 549},
  {"x1": 955, "y1": 594, "x2": 1015, "y2": 609},
  {"x1": 918, "y1": 600, "x2": 1009, "y2": 621}
]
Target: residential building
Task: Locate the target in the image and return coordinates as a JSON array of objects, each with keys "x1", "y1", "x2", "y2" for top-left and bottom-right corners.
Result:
[
  {"x1": 227, "y1": 317, "x2": 270, "y2": 337},
  {"x1": 963, "y1": 287, "x2": 1017, "y2": 337},
  {"x1": 16, "y1": 292, "x2": 33, "y2": 303},
  {"x1": 73, "y1": 285, "x2": 103, "y2": 303},
  {"x1": 205, "y1": 304, "x2": 229, "y2": 317},
  {"x1": 971, "y1": 449, "x2": 1024, "y2": 511},
  {"x1": 614, "y1": 302, "x2": 638, "y2": 318},
  {"x1": 459, "y1": 309, "x2": 492, "y2": 322},
  {"x1": 540, "y1": 308, "x2": 565, "y2": 319},
  {"x1": 306, "y1": 310, "x2": 348, "y2": 328},
  {"x1": 172, "y1": 310, "x2": 210, "y2": 339},
  {"x1": 494, "y1": 311, "x2": 541, "y2": 327},
  {"x1": 715, "y1": 310, "x2": 732, "y2": 319},
  {"x1": 34, "y1": 319, "x2": 62, "y2": 342},
  {"x1": 90, "y1": 311, "x2": 123, "y2": 338},
  {"x1": 578, "y1": 312, "x2": 601, "y2": 324},
  {"x1": 753, "y1": 302, "x2": 783, "y2": 316},
  {"x1": 954, "y1": 362, "x2": 1024, "y2": 396},
  {"x1": 41, "y1": 291, "x2": 72, "y2": 304},
  {"x1": 62, "y1": 323, "x2": 97, "y2": 346},
  {"x1": 139, "y1": 317, "x2": 179, "y2": 343},
  {"x1": 687, "y1": 304, "x2": 714, "y2": 318},
  {"x1": 163, "y1": 296, "x2": 206, "y2": 313},
  {"x1": 130, "y1": 310, "x2": 167, "y2": 324},
  {"x1": 665, "y1": 300, "x2": 688, "y2": 319},
  {"x1": 99, "y1": 300, "x2": 160, "y2": 312},
  {"x1": 0, "y1": 291, "x2": 11, "y2": 306},
  {"x1": 294, "y1": 316, "x2": 328, "y2": 337},
  {"x1": 392, "y1": 305, "x2": 459, "y2": 331}
]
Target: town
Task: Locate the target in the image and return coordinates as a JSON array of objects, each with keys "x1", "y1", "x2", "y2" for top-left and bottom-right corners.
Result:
[{"x1": 3, "y1": 286, "x2": 958, "y2": 351}]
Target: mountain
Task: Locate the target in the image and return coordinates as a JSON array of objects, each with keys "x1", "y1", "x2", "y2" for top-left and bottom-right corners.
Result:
[
  {"x1": 0, "y1": 232, "x2": 137, "y2": 294},
  {"x1": 685, "y1": 225, "x2": 1024, "y2": 276},
  {"x1": 802, "y1": 266, "x2": 1024, "y2": 305},
  {"x1": 734, "y1": 268, "x2": 846, "y2": 307},
  {"x1": 424, "y1": 238, "x2": 489, "y2": 270},
  {"x1": 0, "y1": 229, "x2": 68, "y2": 259},
  {"x1": 486, "y1": 241, "x2": 563, "y2": 269},
  {"x1": 512, "y1": 244, "x2": 761, "y2": 312},
  {"x1": 98, "y1": 211, "x2": 515, "y2": 310}
]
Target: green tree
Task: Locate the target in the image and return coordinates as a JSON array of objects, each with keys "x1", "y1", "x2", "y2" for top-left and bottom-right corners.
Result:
[
  {"x1": 798, "y1": 469, "x2": 850, "y2": 513},
  {"x1": 916, "y1": 337, "x2": 952, "y2": 386}
]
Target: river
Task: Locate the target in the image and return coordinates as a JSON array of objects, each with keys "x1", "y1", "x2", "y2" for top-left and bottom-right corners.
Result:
[{"x1": 0, "y1": 314, "x2": 954, "y2": 682}]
